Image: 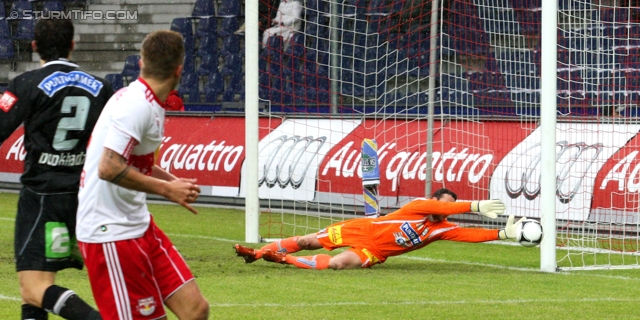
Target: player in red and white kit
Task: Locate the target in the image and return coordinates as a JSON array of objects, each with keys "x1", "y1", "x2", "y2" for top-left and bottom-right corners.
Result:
[
  {"x1": 235, "y1": 188, "x2": 526, "y2": 270},
  {"x1": 77, "y1": 30, "x2": 209, "y2": 319}
]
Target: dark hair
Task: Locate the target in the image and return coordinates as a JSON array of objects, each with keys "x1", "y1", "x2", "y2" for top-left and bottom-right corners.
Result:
[
  {"x1": 34, "y1": 19, "x2": 74, "y2": 61},
  {"x1": 432, "y1": 188, "x2": 457, "y2": 201},
  {"x1": 140, "y1": 30, "x2": 185, "y2": 80}
]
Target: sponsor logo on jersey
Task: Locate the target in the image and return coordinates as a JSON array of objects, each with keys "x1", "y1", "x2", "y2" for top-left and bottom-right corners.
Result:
[
  {"x1": 137, "y1": 297, "x2": 156, "y2": 316},
  {"x1": 327, "y1": 225, "x2": 343, "y2": 245},
  {"x1": 400, "y1": 222, "x2": 421, "y2": 246},
  {"x1": 38, "y1": 151, "x2": 85, "y2": 167},
  {"x1": 0, "y1": 91, "x2": 17, "y2": 112},
  {"x1": 38, "y1": 71, "x2": 104, "y2": 97}
]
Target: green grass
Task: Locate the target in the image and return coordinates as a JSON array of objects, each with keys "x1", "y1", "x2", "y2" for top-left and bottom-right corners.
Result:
[{"x1": 2, "y1": 191, "x2": 640, "y2": 319}]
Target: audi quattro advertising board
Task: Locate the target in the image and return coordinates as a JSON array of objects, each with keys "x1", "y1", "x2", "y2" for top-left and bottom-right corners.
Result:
[
  {"x1": 238, "y1": 118, "x2": 362, "y2": 201},
  {"x1": 158, "y1": 116, "x2": 282, "y2": 197},
  {"x1": 316, "y1": 119, "x2": 536, "y2": 208},
  {"x1": 0, "y1": 126, "x2": 24, "y2": 184},
  {"x1": 490, "y1": 123, "x2": 640, "y2": 221},
  {"x1": 591, "y1": 131, "x2": 640, "y2": 222}
]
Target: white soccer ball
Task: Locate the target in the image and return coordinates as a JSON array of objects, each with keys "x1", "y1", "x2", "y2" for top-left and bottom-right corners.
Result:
[{"x1": 516, "y1": 220, "x2": 543, "y2": 247}]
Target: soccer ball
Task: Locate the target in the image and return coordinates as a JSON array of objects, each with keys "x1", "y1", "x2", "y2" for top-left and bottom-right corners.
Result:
[{"x1": 516, "y1": 220, "x2": 543, "y2": 247}]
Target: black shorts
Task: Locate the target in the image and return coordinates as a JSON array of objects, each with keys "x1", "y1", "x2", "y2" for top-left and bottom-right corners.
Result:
[{"x1": 14, "y1": 187, "x2": 83, "y2": 272}]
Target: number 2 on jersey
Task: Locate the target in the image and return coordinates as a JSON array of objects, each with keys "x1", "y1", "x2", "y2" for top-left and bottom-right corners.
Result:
[{"x1": 52, "y1": 96, "x2": 90, "y2": 151}]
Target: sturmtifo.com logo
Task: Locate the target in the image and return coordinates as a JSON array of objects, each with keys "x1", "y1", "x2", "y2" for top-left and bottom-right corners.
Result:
[{"x1": 10, "y1": 10, "x2": 138, "y2": 20}]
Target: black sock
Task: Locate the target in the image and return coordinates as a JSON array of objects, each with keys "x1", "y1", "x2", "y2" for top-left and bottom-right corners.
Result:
[
  {"x1": 42, "y1": 285, "x2": 101, "y2": 320},
  {"x1": 22, "y1": 304, "x2": 48, "y2": 320}
]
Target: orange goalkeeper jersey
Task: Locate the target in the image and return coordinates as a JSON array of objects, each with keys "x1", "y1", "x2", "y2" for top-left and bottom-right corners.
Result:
[{"x1": 318, "y1": 199, "x2": 500, "y2": 263}]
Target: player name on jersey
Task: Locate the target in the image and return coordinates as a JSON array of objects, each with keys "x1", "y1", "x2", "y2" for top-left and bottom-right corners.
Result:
[{"x1": 38, "y1": 151, "x2": 86, "y2": 167}]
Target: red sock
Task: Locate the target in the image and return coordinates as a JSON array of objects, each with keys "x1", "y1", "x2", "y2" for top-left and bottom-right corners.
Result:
[
  {"x1": 256, "y1": 237, "x2": 301, "y2": 259},
  {"x1": 285, "y1": 254, "x2": 331, "y2": 270}
]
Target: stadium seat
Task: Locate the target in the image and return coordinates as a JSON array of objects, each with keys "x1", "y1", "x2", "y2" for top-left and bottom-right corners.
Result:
[
  {"x1": 170, "y1": 17, "x2": 194, "y2": 43},
  {"x1": 0, "y1": 21, "x2": 10, "y2": 39},
  {"x1": 13, "y1": 19, "x2": 34, "y2": 41},
  {"x1": 104, "y1": 73, "x2": 124, "y2": 92},
  {"x1": 306, "y1": 0, "x2": 327, "y2": 16},
  {"x1": 229, "y1": 72, "x2": 243, "y2": 93},
  {"x1": 218, "y1": 0, "x2": 241, "y2": 17},
  {"x1": 0, "y1": 38, "x2": 15, "y2": 60},
  {"x1": 220, "y1": 53, "x2": 243, "y2": 76},
  {"x1": 342, "y1": 0, "x2": 366, "y2": 16},
  {"x1": 196, "y1": 53, "x2": 218, "y2": 75},
  {"x1": 178, "y1": 73, "x2": 200, "y2": 103},
  {"x1": 197, "y1": 34, "x2": 217, "y2": 57},
  {"x1": 42, "y1": 1, "x2": 64, "y2": 14},
  {"x1": 0, "y1": 4, "x2": 5, "y2": 19},
  {"x1": 195, "y1": 17, "x2": 217, "y2": 38},
  {"x1": 284, "y1": 33, "x2": 305, "y2": 58},
  {"x1": 262, "y1": 35, "x2": 283, "y2": 58},
  {"x1": 204, "y1": 72, "x2": 224, "y2": 102},
  {"x1": 7, "y1": 1, "x2": 32, "y2": 20},
  {"x1": 366, "y1": 0, "x2": 387, "y2": 16},
  {"x1": 192, "y1": 0, "x2": 215, "y2": 17},
  {"x1": 121, "y1": 55, "x2": 140, "y2": 79},
  {"x1": 218, "y1": 34, "x2": 240, "y2": 57},
  {"x1": 218, "y1": 17, "x2": 239, "y2": 38}
]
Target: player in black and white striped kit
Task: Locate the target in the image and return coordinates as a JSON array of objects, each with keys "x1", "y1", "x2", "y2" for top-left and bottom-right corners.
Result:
[{"x1": 0, "y1": 18, "x2": 111, "y2": 320}]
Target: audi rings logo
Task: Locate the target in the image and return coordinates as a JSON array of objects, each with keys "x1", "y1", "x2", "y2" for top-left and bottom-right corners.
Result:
[
  {"x1": 259, "y1": 135, "x2": 326, "y2": 189},
  {"x1": 504, "y1": 141, "x2": 602, "y2": 203}
]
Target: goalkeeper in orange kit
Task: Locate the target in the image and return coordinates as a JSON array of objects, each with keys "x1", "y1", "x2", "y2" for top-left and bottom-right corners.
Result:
[{"x1": 234, "y1": 188, "x2": 527, "y2": 270}]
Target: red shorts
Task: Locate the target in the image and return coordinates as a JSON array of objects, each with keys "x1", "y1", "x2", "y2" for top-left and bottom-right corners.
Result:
[
  {"x1": 317, "y1": 219, "x2": 385, "y2": 268},
  {"x1": 79, "y1": 219, "x2": 194, "y2": 320}
]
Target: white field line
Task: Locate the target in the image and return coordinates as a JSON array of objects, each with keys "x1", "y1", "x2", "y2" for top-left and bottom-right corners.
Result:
[{"x1": 208, "y1": 297, "x2": 640, "y2": 308}]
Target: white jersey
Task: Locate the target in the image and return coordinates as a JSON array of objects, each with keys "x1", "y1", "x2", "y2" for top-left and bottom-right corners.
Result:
[{"x1": 77, "y1": 79, "x2": 165, "y2": 243}]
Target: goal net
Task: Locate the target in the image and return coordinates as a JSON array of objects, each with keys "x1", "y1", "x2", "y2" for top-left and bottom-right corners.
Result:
[{"x1": 244, "y1": 0, "x2": 640, "y2": 270}]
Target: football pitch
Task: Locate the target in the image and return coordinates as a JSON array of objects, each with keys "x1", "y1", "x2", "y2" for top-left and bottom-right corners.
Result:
[{"x1": 1, "y1": 192, "x2": 640, "y2": 319}]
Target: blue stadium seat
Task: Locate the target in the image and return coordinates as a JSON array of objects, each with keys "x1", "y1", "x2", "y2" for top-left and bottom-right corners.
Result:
[
  {"x1": 229, "y1": 72, "x2": 243, "y2": 93},
  {"x1": 284, "y1": 33, "x2": 305, "y2": 58},
  {"x1": 0, "y1": 3, "x2": 5, "y2": 19},
  {"x1": 104, "y1": 73, "x2": 124, "y2": 92},
  {"x1": 0, "y1": 38, "x2": 15, "y2": 60},
  {"x1": 218, "y1": 0, "x2": 241, "y2": 17},
  {"x1": 13, "y1": 19, "x2": 34, "y2": 41},
  {"x1": 0, "y1": 20, "x2": 10, "y2": 39},
  {"x1": 8, "y1": 1, "x2": 32, "y2": 20},
  {"x1": 304, "y1": 15, "x2": 329, "y2": 38},
  {"x1": 192, "y1": 0, "x2": 215, "y2": 17},
  {"x1": 121, "y1": 55, "x2": 140, "y2": 79},
  {"x1": 196, "y1": 53, "x2": 218, "y2": 75},
  {"x1": 306, "y1": 0, "x2": 328, "y2": 16},
  {"x1": 204, "y1": 72, "x2": 224, "y2": 102},
  {"x1": 220, "y1": 53, "x2": 243, "y2": 76},
  {"x1": 342, "y1": 0, "x2": 366, "y2": 16},
  {"x1": 218, "y1": 34, "x2": 240, "y2": 57},
  {"x1": 195, "y1": 17, "x2": 217, "y2": 38},
  {"x1": 43, "y1": 1, "x2": 64, "y2": 14},
  {"x1": 262, "y1": 35, "x2": 283, "y2": 58},
  {"x1": 218, "y1": 17, "x2": 239, "y2": 38},
  {"x1": 178, "y1": 73, "x2": 200, "y2": 103},
  {"x1": 197, "y1": 35, "x2": 217, "y2": 57},
  {"x1": 170, "y1": 18, "x2": 195, "y2": 63},
  {"x1": 366, "y1": 0, "x2": 387, "y2": 15}
]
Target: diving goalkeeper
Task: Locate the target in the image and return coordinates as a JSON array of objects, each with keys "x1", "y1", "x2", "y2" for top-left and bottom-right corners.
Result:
[{"x1": 234, "y1": 188, "x2": 526, "y2": 270}]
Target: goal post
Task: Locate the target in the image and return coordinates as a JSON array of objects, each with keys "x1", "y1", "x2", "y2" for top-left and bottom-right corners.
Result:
[{"x1": 243, "y1": 0, "x2": 640, "y2": 271}]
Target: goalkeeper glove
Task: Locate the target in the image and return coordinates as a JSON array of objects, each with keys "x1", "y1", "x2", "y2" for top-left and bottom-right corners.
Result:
[
  {"x1": 470, "y1": 199, "x2": 506, "y2": 219},
  {"x1": 498, "y1": 215, "x2": 528, "y2": 240}
]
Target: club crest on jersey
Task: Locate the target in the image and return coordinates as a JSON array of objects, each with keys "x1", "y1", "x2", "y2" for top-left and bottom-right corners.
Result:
[
  {"x1": 38, "y1": 71, "x2": 104, "y2": 97},
  {"x1": 0, "y1": 91, "x2": 17, "y2": 112},
  {"x1": 137, "y1": 297, "x2": 156, "y2": 316},
  {"x1": 400, "y1": 222, "x2": 422, "y2": 246}
]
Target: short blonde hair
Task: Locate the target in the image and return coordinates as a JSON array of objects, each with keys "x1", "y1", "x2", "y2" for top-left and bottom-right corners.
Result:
[{"x1": 140, "y1": 30, "x2": 185, "y2": 80}]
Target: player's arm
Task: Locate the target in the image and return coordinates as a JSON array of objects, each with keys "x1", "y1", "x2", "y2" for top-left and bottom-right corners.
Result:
[
  {"x1": 439, "y1": 215, "x2": 527, "y2": 242},
  {"x1": 98, "y1": 147, "x2": 200, "y2": 214}
]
